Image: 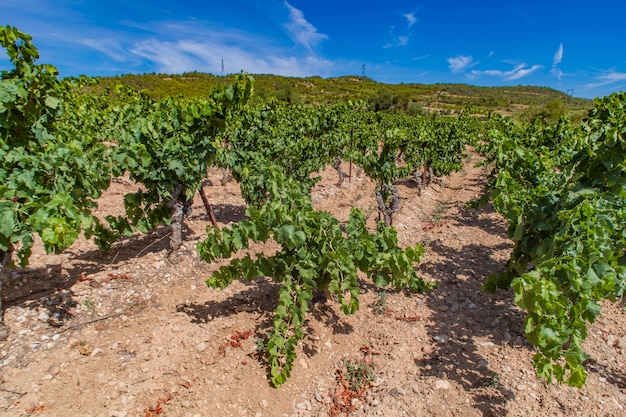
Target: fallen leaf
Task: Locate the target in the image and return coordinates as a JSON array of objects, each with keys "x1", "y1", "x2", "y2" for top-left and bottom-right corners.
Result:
[
  {"x1": 26, "y1": 405, "x2": 45, "y2": 413},
  {"x1": 79, "y1": 345, "x2": 93, "y2": 356}
]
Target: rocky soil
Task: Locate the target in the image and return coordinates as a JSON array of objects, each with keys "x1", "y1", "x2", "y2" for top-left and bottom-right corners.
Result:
[{"x1": 1, "y1": 156, "x2": 625, "y2": 417}]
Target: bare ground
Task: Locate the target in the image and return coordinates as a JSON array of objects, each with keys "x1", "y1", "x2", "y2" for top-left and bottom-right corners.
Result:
[{"x1": 1, "y1": 156, "x2": 625, "y2": 417}]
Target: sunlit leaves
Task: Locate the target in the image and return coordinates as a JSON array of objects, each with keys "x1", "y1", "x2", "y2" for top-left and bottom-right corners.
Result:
[
  {"x1": 198, "y1": 160, "x2": 429, "y2": 386},
  {"x1": 481, "y1": 92, "x2": 626, "y2": 387},
  {"x1": 0, "y1": 26, "x2": 112, "y2": 265}
]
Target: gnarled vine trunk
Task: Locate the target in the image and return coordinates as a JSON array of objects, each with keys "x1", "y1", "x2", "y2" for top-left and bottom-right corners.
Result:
[
  {"x1": 333, "y1": 156, "x2": 345, "y2": 186},
  {"x1": 0, "y1": 248, "x2": 13, "y2": 341},
  {"x1": 166, "y1": 184, "x2": 193, "y2": 261},
  {"x1": 220, "y1": 168, "x2": 232, "y2": 186},
  {"x1": 375, "y1": 184, "x2": 401, "y2": 227}
]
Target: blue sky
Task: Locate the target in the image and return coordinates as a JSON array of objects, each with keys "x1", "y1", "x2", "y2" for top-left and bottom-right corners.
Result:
[{"x1": 2, "y1": 0, "x2": 625, "y2": 99}]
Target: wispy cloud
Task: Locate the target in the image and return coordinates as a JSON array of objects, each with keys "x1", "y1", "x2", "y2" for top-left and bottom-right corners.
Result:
[
  {"x1": 79, "y1": 38, "x2": 128, "y2": 62},
  {"x1": 75, "y1": 14, "x2": 333, "y2": 76},
  {"x1": 403, "y1": 7, "x2": 422, "y2": 27},
  {"x1": 384, "y1": 7, "x2": 420, "y2": 48},
  {"x1": 404, "y1": 12, "x2": 417, "y2": 27},
  {"x1": 282, "y1": 1, "x2": 328, "y2": 53},
  {"x1": 447, "y1": 55, "x2": 477, "y2": 73},
  {"x1": 129, "y1": 36, "x2": 332, "y2": 76},
  {"x1": 585, "y1": 69, "x2": 626, "y2": 89},
  {"x1": 383, "y1": 30, "x2": 411, "y2": 48},
  {"x1": 486, "y1": 50, "x2": 495, "y2": 59},
  {"x1": 471, "y1": 63, "x2": 543, "y2": 80},
  {"x1": 551, "y1": 43, "x2": 563, "y2": 80}
]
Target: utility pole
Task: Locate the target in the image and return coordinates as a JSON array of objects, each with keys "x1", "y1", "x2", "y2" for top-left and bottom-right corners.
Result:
[
  {"x1": 566, "y1": 89, "x2": 575, "y2": 105},
  {"x1": 361, "y1": 64, "x2": 366, "y2": 79},
  {"x1": 221, "y1": 59, "x2": 225, "y2": 76}
]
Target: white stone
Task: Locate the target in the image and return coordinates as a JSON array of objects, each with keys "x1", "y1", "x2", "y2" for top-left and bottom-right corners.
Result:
[{"x1": 435, "y1": 380, "x2": 451, "y2": 390}]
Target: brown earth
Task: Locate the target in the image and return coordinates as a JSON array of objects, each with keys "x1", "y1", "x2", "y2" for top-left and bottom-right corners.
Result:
[{"x1": 1, "y1": 155, "x2": 625, "y2": 417}]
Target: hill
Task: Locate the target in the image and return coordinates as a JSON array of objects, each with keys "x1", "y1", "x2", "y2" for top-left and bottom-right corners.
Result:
[{"x1": 94, "y1": 72, "x2": 592, "y2": 118}]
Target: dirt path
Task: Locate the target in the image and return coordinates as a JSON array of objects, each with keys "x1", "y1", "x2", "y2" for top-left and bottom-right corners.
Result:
[{"x1": 1, "y1": 156, "x2": 625, "y2": 417}]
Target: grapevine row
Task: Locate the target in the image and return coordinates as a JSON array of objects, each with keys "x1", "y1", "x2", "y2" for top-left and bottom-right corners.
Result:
[
  {"x1": 478, "y1": 96, "x2": 626, "y2": 386},
  {"x1": 4, "y1": 26, "x2": 625, "y2": 390}
]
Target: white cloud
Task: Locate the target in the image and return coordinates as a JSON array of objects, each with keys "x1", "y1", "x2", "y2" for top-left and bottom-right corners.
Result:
[
  {"x1": 114, "y1": 17, "x2": 333, "y2": 76},
  {"x1": 553, "y1": 44, "x2": 563, "y2": 66},
  {"x1": 552, "y1": 43, "x2": 563, "y2": 80},
  {"x1": 282, "y1": 1, "x2": 328, "y2": 53},
  {"x1": 79, "y1": 38, "x2": 127, "y2": 62},
  {"x1": 486, "y1": 50, "x2": 494, "y2": 59},
  {"x1": 585, "y1": 70, "x2": 626, "y2": 89},
  {"x1": 471, "y1": 63, "x2": 542, "y2": 80},
  {"x1": 130, "y1": 40, "x2": 199, "y2": 73},
  {"x1": 404, "y1": 12, "x2": 417, "y2": 27},
  {"x1": 384, "y1": 8, "x2": 420, "y2": 48},
  {"x1": 403, "y1": 6, "x2": 422, "y2": 27},
  {"x1": 447, "y1": 55, "x2": 477, "y2": 73},
  {"x1": 397, "y1": 35, "x2": 410, "y2": 47},
  {"x1": 129, "y1": 37, "x2": 332, "y2": 76},
  {"x1": 384, "y1": 34, "x2": 411, "y2": 48}
]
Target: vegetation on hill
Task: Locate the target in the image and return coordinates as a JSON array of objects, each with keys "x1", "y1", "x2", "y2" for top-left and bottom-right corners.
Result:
[{"x1": 93, "y1": 72, "x2": 592, "y2": 120}]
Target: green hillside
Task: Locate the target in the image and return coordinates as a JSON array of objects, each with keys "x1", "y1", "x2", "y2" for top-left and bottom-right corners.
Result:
[{"x1": 94, "y1": 72, "x2": 593, "y2": 119}]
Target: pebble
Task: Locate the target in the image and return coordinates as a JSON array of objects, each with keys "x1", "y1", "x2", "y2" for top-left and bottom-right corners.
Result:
[
  {"x1": 478, "y1": 360, "x2": 488, "y2": 367},
  {"x1": 261, "y1": 399, "x2": 268, "y2": 408},
  {"x1": 606, "y1": 335, "x2": 616, "y2": 347},
  {"x1": 196, "y1": 342, "x2": 207, "y2": 352},
  {"x1": 435, "y1": 380, "x2": 451, "y2": 390},
  {"x1": 314, "y1": 392, "x2": 323, "y2": 402},
  {"x1": 478, "y1": 341, "x2": 494, "y2": 347},
  {"x1": 38, "y1": 311, "x2": 50, "y2": 323},
  {"x1": 434, "y1": 334, "x2": 450, "y2": 343},
  {"x1": 296, "y1": 400, "x2": 312, "y2": 411}
]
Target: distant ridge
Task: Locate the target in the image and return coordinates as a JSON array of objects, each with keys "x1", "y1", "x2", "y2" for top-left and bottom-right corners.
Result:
[{"x1": 94, "y1": 72, "x2": 592, "y2": 115}]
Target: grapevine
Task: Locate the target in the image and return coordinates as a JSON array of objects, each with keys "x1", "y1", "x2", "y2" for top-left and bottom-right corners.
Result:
[
  {"x1": 0, "y1": 26, "x2": 114, "y2": 338},
  {"x1": 480, "y1": 94, "x2": 626, "y2": 386}
]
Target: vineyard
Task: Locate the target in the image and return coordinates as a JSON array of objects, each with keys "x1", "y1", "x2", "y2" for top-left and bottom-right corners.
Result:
[{"x1": 1, "y1": 26, "x2": 626, "y2": 416}]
